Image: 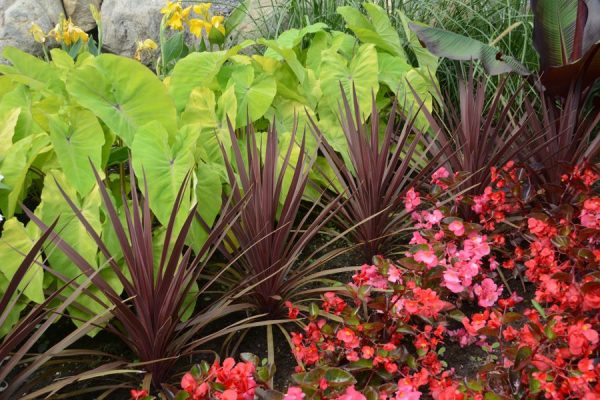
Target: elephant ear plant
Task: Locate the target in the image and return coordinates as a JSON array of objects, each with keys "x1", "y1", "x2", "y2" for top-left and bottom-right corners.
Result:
[{"x1": 24, "y1": 162, "x2": 251, "y2": 393}]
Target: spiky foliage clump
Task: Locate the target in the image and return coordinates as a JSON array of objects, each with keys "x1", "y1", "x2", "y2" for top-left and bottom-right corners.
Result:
[
  {"x1": 217, "y1": 120, "x2": 343, "y2": 318},
  {"x1": 311, "y1": 89, "x2": 444, "y2": 261},
  {"x1": 26, "y1": 163, "x2": 248, "y2": 388}
]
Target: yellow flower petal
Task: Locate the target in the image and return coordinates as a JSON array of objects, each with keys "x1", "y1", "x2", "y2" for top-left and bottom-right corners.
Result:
[
  {"x1": 211, "y1": 15, "x2": 225, "y2": 35},
  {"x1": 166, "y1": 12, "x2": 184, "y2": 30},
  {"x1": 29, "y1": 23, "x2": 46, "y2": 43},
  {"x1": 161, "y1": 1, "x2": 181, "y2": 14},
  {"x1": 142, "y1": 38, "x2": 158, "y2": 50},
  {"x1": 193, "y1": 2, "x2": 212, "y2": 18},
  {"x1": 181, "y1": 6, "x2": 192, "y2": 20},
  {"x1": 188, "y1": 18, "x2": 205, "y2": 38}
]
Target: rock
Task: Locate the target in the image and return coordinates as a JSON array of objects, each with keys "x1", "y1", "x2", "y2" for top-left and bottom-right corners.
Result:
[
  {"x1": 100, "y1": 0, "x2": 164, "y2": 58},
  {"x1": 0, "y1": 0, "x2": 63, "y2": 62},
  {"x1": 63, "y1": 0, "x2": 102, "y2": 32}
]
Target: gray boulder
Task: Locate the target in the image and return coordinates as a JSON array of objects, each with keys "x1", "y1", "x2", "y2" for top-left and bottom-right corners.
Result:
[
  {"x1": 64, "y1": 0, "x2": 102, "y2": 32},
  {"x1": 100, "y1": 0, "x2": 164, "y2": 58},
  {"x1": 0, "y1": 0, "x2": 63, "y2": 62}
]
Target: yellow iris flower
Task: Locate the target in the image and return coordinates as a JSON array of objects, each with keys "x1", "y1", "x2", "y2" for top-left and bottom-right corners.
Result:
[{"x1": 48, "y1": 16, "x2": 89, "y2": 46}]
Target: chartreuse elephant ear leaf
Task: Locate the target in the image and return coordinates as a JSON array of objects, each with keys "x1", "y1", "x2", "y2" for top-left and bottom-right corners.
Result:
[
  {"x1": 0, "y1": 107, "x2": 20, "y2": 159},
  {"x1": 338, "y1": 3, "x2": 405, "y2": 58},
  {"x1": 67, "y1": 54, "x2": 177, "y2": 146},
  {"x1": 169, "y1": 41, "x2": 253, "y2": 111},
  {"x1": 0, "y1": 132, "x2": 51, "y2": 218},
  {"x1": 187, "y1": 162, "x2": 223, "y2": 252},
  {"x1": 408, "y1": 22, "x2": 530, "y2": 76},
  {"x1": 48, "y1": 108, "x2": 105, "y2": 196},
  {"x1": 227, "y1": 65, "x2": 277, "y2": 128},
  {"x1": 131, "y1": 121, "x2": 197, "y2": 231},
  {"x1": 0, "y1": 218, "x2": 44, "y2": 304},
  {"x1": 319, "y1": 43, "x2": 379, "y2": 117}
]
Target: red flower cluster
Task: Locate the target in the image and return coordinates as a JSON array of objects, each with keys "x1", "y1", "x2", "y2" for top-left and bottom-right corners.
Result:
[{"x1": 180, "y1": 358, "x2": 257, "y2": 400}]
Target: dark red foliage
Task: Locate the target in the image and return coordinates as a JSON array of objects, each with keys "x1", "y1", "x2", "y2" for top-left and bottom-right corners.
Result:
[
  {"x1": 311, "y1": 87, "x2": 444, "y2": 260},
  {"x1": 217, "y1": 119, "x2": 342, "y2": 317},
  {"x1": 25, "y1": 162, "x2": 245, "y2": 387}
]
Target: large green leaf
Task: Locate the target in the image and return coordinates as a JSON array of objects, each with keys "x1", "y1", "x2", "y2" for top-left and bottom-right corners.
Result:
[
  {"x1": 531, "y1": 0, "x2": 580, "y2": 69},
  {"x1": 182, "y1": 86, "x2": 237, "y2": 165},
  {"x1": 67, "y1": 54, "x2": 177, "y2": 146},
  {"x1": 0, "y1": 85, "x2": 45, "y2": 143},
  {"x1": 169, "y1": 51, "x2": 229, "y2": 110},
  {"x1": 409, "y1": 22, "x2": 529, "y2": 76},
  {"x1": 169, "y1": 42, "x2": 253, "y2": 111},
  {"x1": 227, "y1": 65, "x2": 277, "y2": 128},
  {"x1": 35, "y1": 171, "x2": 119, "y2": 335},
  {"x1": 131, "y1": 121, "x2": 197, "y2": 229},
  {"x1": 48, "y1": 108, "x2": 105, "y2": 196},
  {"x1": 0, "y1": 218, "x2": 44, "y2": 303},
  {"x1": 338, "y1": 3, "x2": 405, "y2": 57},
  {"x1": 36, "y1": 171, "x2": 101, "y2": 280},
  {"x1": 0, "y1": 107, "x2": 20, "y2": 161},
  {"x1": 378, "y1": 52, "x2": 412, "y2": 93},
  {"x1": 398, "y1": 12, "x2": 438, "y2": 71},
  {"x1": 1, "y1": 47, "x2": 62, "y2": 92},
  {"x1": 0, "y1": 133, "x2": 51, "y2": 218},
  {"x1": 319, "y1": 43, "x2": 380, "y2": 116},
  {"x1": 188, "y1": 163, "x2": 223, "y2": 252},
  {"x1": 0, "y1": 274, "x2": 28, "y2": 338}
]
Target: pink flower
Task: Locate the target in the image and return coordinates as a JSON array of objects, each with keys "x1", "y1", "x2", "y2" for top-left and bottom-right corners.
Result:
[
  {"x1": 387, "y1": 265, "x2": 402, "y2": 283},
  {"x1": 395, "y1": 379, "x2": 422, "y2": 400},
  {"x1": 404, "y1": 188, "x2": 421, "y2": 212},
  {"x1": 448, "y1": 220, "x2": 465, "y2": 236},
  {"x1": 130, "y1": 390, "x2": 148, "y2": 400},
  {"x1": 284, "y1": 387, "x2": 305, "y2": 400},
  {"x1": 473, "y1": 278, "x2": 503, "y2": 307},
  {"x1": 414, "y1": 249, "x2": 438, "y2": 268},
  {"x1": 443, "y1": 261, "x2": 479, "y2": 293},
  {"x1": 346, "y1": 350, "x2": 359, "y2": 362},
  {"x1": 431, "y1": 167, "x2": 450, "y2": 181},
  {"x1": 338, "y1": 386, "x2": 366, "y2": 400},
  {"x1": 580, "y1": 198, "x2": 600, "y2": 228},
  {"x1": 424, "y1": 210, "x2": 444, "y2": 225},
  {"x1": 410, "y1": 231, "x2": 428, "y2": 245},
  {"x1": 221, "y1": 390, "x2": 237, "y2": 400},
  {"x1": 462, "y1": 234, "x2": 490, "y2": 260}
]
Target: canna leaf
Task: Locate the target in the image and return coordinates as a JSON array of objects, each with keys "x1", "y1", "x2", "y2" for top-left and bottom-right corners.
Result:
[{"x1": 409, "y1": 22, "x2": 529, "y2": 76}]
